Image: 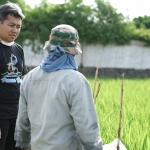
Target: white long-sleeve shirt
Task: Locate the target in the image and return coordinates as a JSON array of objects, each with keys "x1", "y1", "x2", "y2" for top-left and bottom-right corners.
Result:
[{"x1": 15, "y1": 67, "x2": 103, "y2": 150}]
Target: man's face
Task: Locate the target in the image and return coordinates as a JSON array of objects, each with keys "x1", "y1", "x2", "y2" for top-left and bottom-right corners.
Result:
[{"x1": 0, "y1": 14, "x2": 22, "y2": 42}]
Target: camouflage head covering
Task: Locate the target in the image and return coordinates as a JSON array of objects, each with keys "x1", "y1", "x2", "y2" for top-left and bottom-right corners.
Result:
[{"x1": 43, "y1": 24, "x2": 82, "y2": 55}]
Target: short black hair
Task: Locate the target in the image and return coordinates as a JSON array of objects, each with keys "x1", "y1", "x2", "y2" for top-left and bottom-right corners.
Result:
[{"x1": 0, "y1": 2, "x2": 25, "y2": 22}]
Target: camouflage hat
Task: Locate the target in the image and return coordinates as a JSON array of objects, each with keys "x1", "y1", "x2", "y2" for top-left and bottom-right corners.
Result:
[{"x1": 43, "y1": 24, "x2": 82, "y2": 55}]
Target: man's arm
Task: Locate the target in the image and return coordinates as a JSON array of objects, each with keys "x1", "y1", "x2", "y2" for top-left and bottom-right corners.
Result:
[
  {"x1": 70, "y1": 79, "x2": 103, "y2": 150},
  {"x1": 14, "y1": 84, "x2": 31, "y2": 149}
]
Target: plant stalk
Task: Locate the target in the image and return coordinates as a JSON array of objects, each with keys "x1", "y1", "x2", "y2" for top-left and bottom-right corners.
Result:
[{"x1": 117, "y1": 73, "x2": 124, "y2": 150}]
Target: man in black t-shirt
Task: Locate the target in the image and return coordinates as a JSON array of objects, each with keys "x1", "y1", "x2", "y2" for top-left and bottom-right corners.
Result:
[{"x1": 0, "y1": 2, "x2": 28, "y2": 150}]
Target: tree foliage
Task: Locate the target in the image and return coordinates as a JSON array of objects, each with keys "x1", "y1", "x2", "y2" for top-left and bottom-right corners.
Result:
[
  {"x1": 0, "y1": 0, "x2": 31, "y2": 13},
  {"x1": 1, "y1": 0, "x2": 150, "y2": 52},
  {"x1": 132, "y1": 15, "x2": 150, "y2": 45},
  {"x1": 133, "y1": 15, "x2": 150, "y2": 29},
  {"x1": 17, "y1": 0, "x2": 134, "y2": 52}
]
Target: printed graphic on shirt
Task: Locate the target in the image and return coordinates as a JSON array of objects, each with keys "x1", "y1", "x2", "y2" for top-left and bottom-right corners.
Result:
[{"x1": 1, "y1": 54, "x2": 22, "y2": 83}]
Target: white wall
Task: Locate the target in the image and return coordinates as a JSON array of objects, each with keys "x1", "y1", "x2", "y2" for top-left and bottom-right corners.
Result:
[{"x1": 23, "y1": 40, "x2": 150, "y2": 70}]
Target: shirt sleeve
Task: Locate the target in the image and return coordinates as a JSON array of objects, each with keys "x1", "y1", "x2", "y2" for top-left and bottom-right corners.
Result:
[
  {"x1": 22, "y1": 51, "x2": 28, "y2": 76},
  {"x1": 14, "y1": 83, "x2": 31, "y2": 149},
  {"x1": 69, "y1": 78, "x2": 103, "y2": 150},
  {"x1": 15, "y1": 43, "x2": 28, "y2": 76}
]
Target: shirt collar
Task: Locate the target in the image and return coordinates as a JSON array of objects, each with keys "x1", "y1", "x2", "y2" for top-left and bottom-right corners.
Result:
[{"x1": 0, "y1": 40, "x2": 14, "y2": 46}]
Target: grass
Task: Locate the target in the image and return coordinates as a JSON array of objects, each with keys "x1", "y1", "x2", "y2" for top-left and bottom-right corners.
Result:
[{"x1": 87, "y1": 77, "x2": 150, "y2": 150}]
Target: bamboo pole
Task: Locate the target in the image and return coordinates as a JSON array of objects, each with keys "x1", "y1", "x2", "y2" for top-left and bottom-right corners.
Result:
[
  {"x1": 93, "y1": 59, "x2": 100, "y2": 103},
  {"x1": 94, "y1": 82, "x2": 102, "y2": 104},
  {"x1": 117, "y1": 73, "x2": 124, "y2": 150}
]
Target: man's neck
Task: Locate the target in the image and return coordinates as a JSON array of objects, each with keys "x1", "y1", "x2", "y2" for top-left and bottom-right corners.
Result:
[{"x1": 0, "y1": 40, "x2": 14, "y2": 46}]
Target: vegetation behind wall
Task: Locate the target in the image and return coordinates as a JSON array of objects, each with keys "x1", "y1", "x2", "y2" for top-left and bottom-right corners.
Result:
[{"x1": 1, "y1": 0, "x2": 150, "y2": 51}]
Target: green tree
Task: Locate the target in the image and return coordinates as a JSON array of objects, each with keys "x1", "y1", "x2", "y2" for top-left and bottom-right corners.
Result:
[
  {"x1": 0, "y1": 0, "x2": 31, "y2": 13},
  {"x1": 93, "y1": 0, "x2": 132, "y2": 45},
  {"x1": 3, "y1": 0, "x2": 141, "y2": 52},
  {"x1": 133, "y1": 15, "x2": 150, "y2": 29},
  {"x1": 132, "y1": 16, "x2": 150, "y2": 45}
]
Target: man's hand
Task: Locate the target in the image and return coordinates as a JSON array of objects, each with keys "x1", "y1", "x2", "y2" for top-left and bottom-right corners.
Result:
[{"x1": 22, "y1": 75, "x2": 26, "y2": 80}]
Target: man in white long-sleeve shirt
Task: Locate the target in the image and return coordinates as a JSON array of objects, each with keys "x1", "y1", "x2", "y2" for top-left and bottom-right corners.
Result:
[{"x1": 14, "y1": 24, "x2": 103, "y2": 150}]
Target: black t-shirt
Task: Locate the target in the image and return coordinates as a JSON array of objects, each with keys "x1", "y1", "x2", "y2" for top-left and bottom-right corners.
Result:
[{"x1": 0, "y1": 42, "x2": 28, "y2": 119}]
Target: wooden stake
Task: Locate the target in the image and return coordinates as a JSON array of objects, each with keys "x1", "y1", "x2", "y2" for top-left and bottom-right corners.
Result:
[
  {"x1": 93, "y1": 59, "x2": 100, "y2": 102},
  {"x1": 117, "y1": 73, "x2": 124, "y2": 150},
  {"x1": 94, "y1": 82, "x2": 102, "y2": 104}
]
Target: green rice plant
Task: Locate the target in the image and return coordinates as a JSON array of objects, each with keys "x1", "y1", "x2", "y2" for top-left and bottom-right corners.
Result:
[{"x1": 87, "y1": 77, "x2": 150, "y2": 150}]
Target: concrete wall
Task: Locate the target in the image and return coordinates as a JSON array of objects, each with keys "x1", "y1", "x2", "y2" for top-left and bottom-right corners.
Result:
[{"x1": 23, "y1": 40, "x2": 150, "y2": 70}]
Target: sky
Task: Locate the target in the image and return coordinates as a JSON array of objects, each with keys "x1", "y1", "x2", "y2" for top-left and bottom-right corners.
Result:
[{"x1": 24, "y1": 0, "x2": 150, "y2": 20}]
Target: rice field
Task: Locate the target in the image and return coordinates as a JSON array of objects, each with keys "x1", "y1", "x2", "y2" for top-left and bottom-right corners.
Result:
[{"x1": 87, "y1": 77, "x2": 150, "y2": 150}]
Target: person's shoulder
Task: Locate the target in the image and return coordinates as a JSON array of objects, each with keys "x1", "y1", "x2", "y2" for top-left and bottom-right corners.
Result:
[
  {"x1": 61, "y1": 69, "x2": 84, "y2": 76},
  {"x1": 13, "y1": 42, "x2": 23, "y2": 49},
  {"x1": 12, "y1": 43, "x2": 25, "y2": 57},
  {"x1": 27, "y1": 66, "x2": 41, "y2": 75},
  {"x1": 59, "y1": 69, "x2": 87, "y2": 83},
  {"x1": 23, "y1": 66, "x2": 40, "y2": 81}
]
